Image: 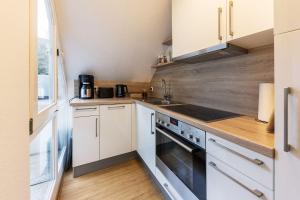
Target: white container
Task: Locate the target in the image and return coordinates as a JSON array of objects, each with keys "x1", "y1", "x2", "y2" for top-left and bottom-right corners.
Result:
[{"x1": 258, "y1": 83, "x2": 274, "y2": 122}]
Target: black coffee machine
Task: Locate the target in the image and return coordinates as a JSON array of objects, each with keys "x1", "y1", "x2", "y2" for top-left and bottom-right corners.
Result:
[
  {"x1": 115, "y1": 84, "x2": 128, "y2": 97},
  {"x1": 79, "y1": 75, "x2": 94, "y2": 99}
]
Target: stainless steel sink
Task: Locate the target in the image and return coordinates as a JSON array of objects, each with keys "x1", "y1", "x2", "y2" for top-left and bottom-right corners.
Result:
[{"x1": 136, "y1": 97, "x2": 182, "y2": 106}]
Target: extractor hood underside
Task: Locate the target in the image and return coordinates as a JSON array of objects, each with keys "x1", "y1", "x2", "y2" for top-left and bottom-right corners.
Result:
[{"x1": 173, "y1": 43, "x2": 248, "y2": 64}]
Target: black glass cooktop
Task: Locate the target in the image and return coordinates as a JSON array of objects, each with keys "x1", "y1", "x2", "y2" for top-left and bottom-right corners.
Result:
[{"x1": 163, "y1": 104, "x2": 241, "y2": 122}]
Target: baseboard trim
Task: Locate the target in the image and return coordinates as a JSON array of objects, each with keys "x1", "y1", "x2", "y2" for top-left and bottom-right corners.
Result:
[{"x1": 73, "y1": 151, "x2": 138, "y2": 177}]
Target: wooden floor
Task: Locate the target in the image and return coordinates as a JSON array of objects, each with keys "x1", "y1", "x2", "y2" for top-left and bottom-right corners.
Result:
[{"x1": 58, "y1": 159, "x2": 164, "y2": 200}]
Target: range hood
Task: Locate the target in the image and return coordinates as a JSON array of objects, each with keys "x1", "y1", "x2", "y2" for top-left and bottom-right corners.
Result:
[{"x1": 173, "y1": 43, "x2": 248, "y2": 64}]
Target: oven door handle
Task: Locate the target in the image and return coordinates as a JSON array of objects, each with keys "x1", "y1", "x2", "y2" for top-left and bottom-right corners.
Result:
[{"x1": 156, "y1": 127, "x2": 194, "y2": 153}]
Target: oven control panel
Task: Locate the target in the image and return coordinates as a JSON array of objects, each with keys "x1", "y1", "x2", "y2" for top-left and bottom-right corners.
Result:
[{"x1": 156, "y1": 112, "x2": 206, "y2": 149}]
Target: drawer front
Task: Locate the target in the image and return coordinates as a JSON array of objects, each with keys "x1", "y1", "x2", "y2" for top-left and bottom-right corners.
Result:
[
  {"x1": 206, "y1": 132, "x2": 274, "y2": 190},
  {"x1": 100, "y1": 104, "x2": 131, "y2": 113},
  {"x1": 207, "y1": 155, "x2": 274, "y2": 200},
  {"x1": 155, "y1": 168, "x2": 183, "y2": 200},
  {"x1": 73, "y1": 106, "x2": 100, "y2": 117}
]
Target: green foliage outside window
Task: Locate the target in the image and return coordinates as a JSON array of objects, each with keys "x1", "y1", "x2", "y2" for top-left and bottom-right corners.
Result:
[{"x1": 38, "y1": 38, "x2": 50, "y2": 75}]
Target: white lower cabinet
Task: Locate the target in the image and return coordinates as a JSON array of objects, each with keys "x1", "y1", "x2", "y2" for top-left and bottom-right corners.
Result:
[
  {"x1": 207, "y1": 155, "x2": 273, "y2": 200},
  {"x1": 206, "y1": 133, "x2": 274, "y2": 190},
  {"x1": 100, "y1": 104, "x2": 132, "y2": 160},
  {"x1": 136, "y1": 104, "x2": 156, "y2": 174},
  {"x1": 73, "y1": 115, "x2": 100, "y2": 167},
  {"x1": 73, "y1": 104, "x2": 133, "y2": 167}
]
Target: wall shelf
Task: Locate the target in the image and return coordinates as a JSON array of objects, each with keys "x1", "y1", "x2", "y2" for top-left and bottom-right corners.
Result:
[
  {"x1": 162, "y1": 38, "x2": 172, "y2": 46},
  {"x1": 151, "y1": 62, "x2": 177, "y2": 69}
]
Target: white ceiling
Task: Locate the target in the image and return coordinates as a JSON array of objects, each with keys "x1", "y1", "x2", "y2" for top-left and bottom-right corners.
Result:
[{"x1": 54, "y1": 0, "x2": 172, "y2": 82}]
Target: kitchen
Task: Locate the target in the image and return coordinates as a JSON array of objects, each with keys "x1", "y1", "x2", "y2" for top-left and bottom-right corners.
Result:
[{"x1": 1, "y1": 0, "x2": 300, "y2": 200}]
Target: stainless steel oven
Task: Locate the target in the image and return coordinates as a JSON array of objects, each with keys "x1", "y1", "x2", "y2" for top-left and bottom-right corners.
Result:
[{"x1": 156, "y1": 112, "x2": 206, "y2": 200}]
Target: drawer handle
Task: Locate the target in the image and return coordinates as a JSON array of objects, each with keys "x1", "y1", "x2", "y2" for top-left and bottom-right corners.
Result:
[
  {"x1": 209, "y1": 162, "x2": 264, "y2": 198},
  {"x1": 163, "y1": 183, "x2": 177, "y2": 200},
  {"x1": 75, "y1": 107, "x2": 97, "y2": 111},
  {"x1": 208, "y1": 138, "x2": 264, "y2": 166},
  {"x1": 108, "y1": 105, "x2": 125, "y2": 110}
]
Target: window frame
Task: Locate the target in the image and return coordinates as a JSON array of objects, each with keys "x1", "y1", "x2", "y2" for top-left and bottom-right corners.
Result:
[
  {"x1": 29, "y1": 1, "x2": 64, "y2": 199},
  {"x1": 30, "y1": 0, "x2": 58, "y2": 140}
]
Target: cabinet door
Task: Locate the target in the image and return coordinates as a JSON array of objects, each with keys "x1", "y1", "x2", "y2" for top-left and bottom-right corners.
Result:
[
  {"x1": 136, "y1": 104, "x2": 156, "y2": 174},
  {"x1": 100, "y1": 104, "x2": 132, "y2": 160},
  {"x1": 274, "y1": 0, "x2": 300, "y2": 35},
  {"x1": 207, "y1": 155, "x2": 273, "y2": 200},
  {"x1": 172, "y1": 0, "x2": 226, "y2": 58},
  {"x1": 227, "y1": 0, "x2": 273, "y2": 41},
  {"x1": 73, "y1": 116, "x2": 100, "y2": 167},
  {"x1": 274, "y1": 30, "x2": 300, "y2": 200}
]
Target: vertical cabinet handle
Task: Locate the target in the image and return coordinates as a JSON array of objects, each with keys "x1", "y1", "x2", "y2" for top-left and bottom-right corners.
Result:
[
  {"x1": 284, "y1": 87, "x2": 291, "y2": 152},
  {"x1": 229, "y1": 0, "x2": 234, "y2": 36},
  {"x1": 151, "y1": 113, "x2": 155, "y2": 135},
  {"x1": 96, "y1": 118, "x2": 98, "y2": 137},
  {"x1": 218, "y1": 7, "x2": 223, "y2": 41}
]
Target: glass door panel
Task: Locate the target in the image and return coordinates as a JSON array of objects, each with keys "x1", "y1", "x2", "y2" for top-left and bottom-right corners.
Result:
[
  {"x1": 37, "y1": 0, "x2": 55, "y2": 112},
  {"x1": 30, "y1": 120, "x2": 54, "y2": 200},
  {"x1": 57, "y1": 107, "x2": 67, "y2": 163}
]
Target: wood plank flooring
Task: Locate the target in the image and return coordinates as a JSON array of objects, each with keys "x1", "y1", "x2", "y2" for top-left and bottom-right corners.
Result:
[{"x1": 58, "y1": 159, "x2": 163, "y2": 200}]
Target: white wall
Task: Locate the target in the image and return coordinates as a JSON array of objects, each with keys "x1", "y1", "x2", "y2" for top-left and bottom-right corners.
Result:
[
  {"x1": 0, "y1": 0, "x2": 30, "y2": 199},
  {"x1": 54, "y1": 0, "x2": 172, "y2": 82}
]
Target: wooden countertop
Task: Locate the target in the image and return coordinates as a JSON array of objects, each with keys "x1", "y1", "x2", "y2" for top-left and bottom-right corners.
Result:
[
  {"x1": 134, "y1": 100, "x2": 275, "y2": 158},
  {"x1": 69, "y1": 98, "x2": 275, "y2": 158},
  {"x1": 69, "y1": 97, "x2": 135, "y2": 107}
]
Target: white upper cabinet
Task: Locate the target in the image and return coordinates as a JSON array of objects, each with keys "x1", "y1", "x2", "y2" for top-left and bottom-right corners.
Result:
[
  {"x1": 274, "y1": 0, "x2": 300, "y2": 35},
  {"x1": 227, "y1": 0, "x2": 273, "y2": 41},
  {"x1": 172, "y1": 0, "x2": 274, "y2": 58},
  {"x1": 100, "y1": 104, "x2": 132, "y2": 160},
  {"x1": 172, "y1": 0, "x2": 227, "y2": 58}
]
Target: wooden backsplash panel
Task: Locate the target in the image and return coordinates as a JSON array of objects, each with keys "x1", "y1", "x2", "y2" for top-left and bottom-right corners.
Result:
[
  {"x1": 74, "y1": 80, "x2": 150, "y2": 97},
  {"x1": 150, "y1": 45, "x2": 274, "y2": 117},
  {"x1": 94, "y1": 80, "x2": 150, "y2": 94}
]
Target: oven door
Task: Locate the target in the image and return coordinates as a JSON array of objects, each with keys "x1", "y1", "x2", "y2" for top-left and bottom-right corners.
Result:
[{"x1": 156, "y1": 126, "x2": 206, "y2": 200}]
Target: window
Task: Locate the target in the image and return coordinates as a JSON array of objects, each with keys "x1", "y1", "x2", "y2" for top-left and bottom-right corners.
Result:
[
  {"x1": 30, "y1": 120, "x2": 54, "y2": 200},
  {"x1": 30, "y1": 0, "x2": 70, "y2": 197},
  {"x1": 29, "y1": 0, "x2": 69, "y2": 199},
  {"x1": 37, "y1": 0, "x2": 55, "y2": 112}
]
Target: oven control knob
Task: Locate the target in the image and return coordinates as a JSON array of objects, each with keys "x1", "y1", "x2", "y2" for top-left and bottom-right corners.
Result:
[
  {"x1": 189, "y1": 135, "x2": 193, "y2": 139},
  {"x1": 196, "y1": 138, "x2": 200, "y2": 143},
  {"x1": 166, "y1": 123, "x2": 170, "y2": 127},
  {"x1": 161, "y1": 121, "x2": 165, "y2": 125},
  {"x1": 180, "y1": 130, "x2": 184, "y2": 135}
]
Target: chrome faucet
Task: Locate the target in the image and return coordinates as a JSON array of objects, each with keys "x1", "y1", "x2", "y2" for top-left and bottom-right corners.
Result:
[{"x1": 161, "y1": 79, "x2": 171, "y2": 102}]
